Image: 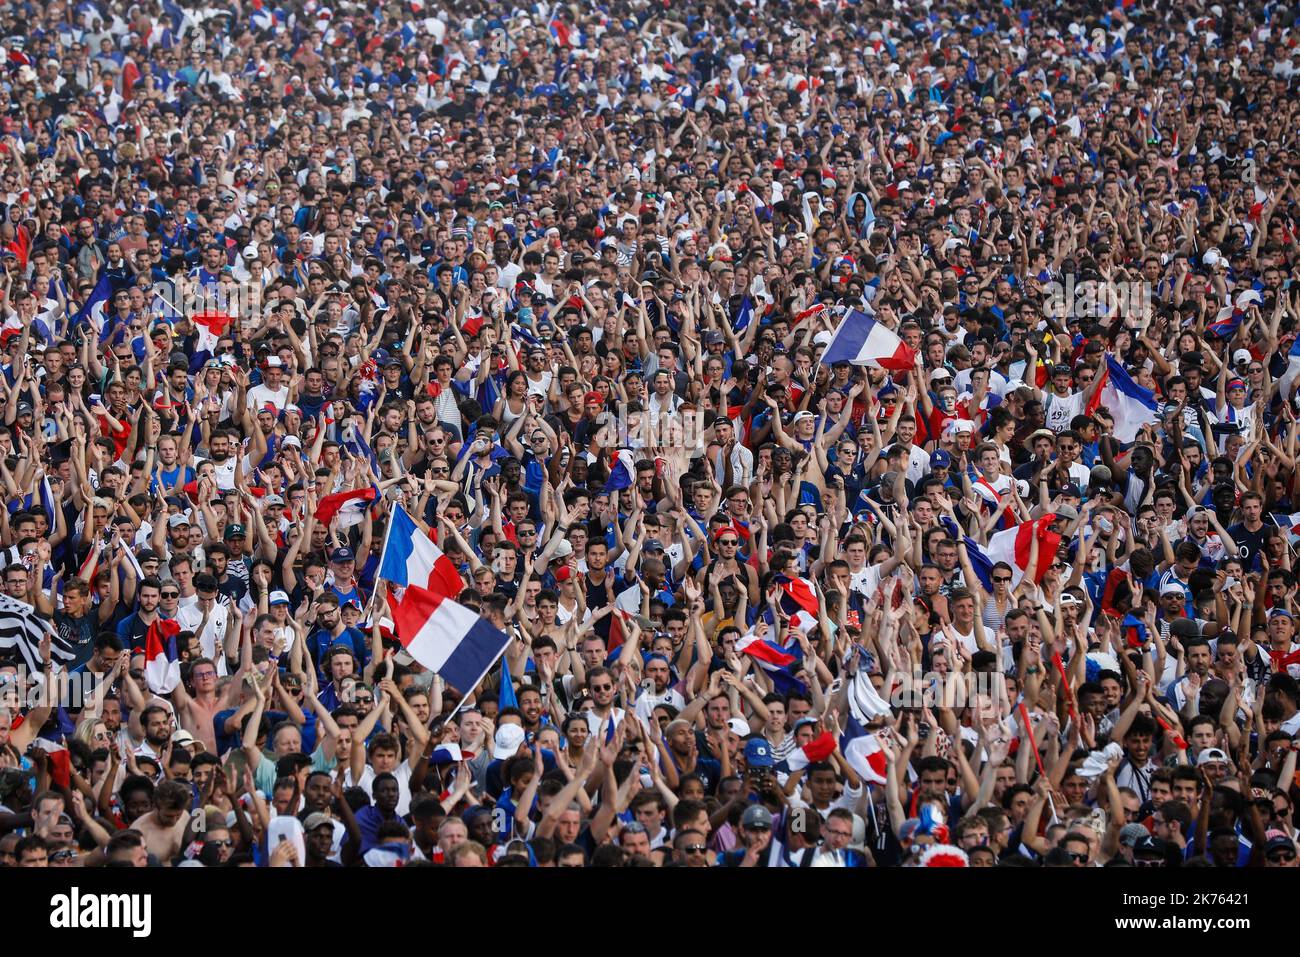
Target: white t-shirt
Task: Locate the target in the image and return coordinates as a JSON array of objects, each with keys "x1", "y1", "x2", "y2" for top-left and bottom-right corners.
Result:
[
  {"x1": 1044, "y1": 390, "x2": 1085, "y2": 433},
  {"x1": 634, "y1": 687, "x2": 685, "y2": 722},
  {"x1": 176, "y1": 600, "x2": 230, "y2": 660},
  {"x1": 247, "y1": 382, "x2": 290, "y2": 412},
  {"x1": 585, "y1": 707, "x2": 627, "y2": 738},
  {"x1": 208, "y1": 456, "x2": 238, "y2": 491}
]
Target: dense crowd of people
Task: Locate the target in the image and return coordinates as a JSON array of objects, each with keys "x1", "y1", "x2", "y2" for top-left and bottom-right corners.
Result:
[{"x1": 1, "y1": 0, "x2": 1299, "y2": 870}]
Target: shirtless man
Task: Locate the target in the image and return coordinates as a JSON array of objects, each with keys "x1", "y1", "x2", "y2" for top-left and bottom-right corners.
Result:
[
  {"x1": 130, "y1": 780, "x2": 192, "y2": 863},
  {"x1": 172, "y1": 655, "x2": 239, "y2": 754}
]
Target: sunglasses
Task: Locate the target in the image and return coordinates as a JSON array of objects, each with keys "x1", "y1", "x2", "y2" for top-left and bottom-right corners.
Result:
[
  {"x1": 683, "y1": 844, "x2": 708, "y2": 854},
  {"x1": 161, "y1": 591, "x2": 179, "y2": 598},
  {"x1": 1267, "y1": 851, "x2": 1297, "y2": 863},
  {"x1": 992, "y1": 576, "x2": 1012, "y2": 584}
]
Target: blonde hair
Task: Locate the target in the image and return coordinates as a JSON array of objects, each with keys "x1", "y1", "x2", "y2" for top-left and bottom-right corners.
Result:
[{"x1": 74, "y1": 716, "x2": 107, "y2": 748}]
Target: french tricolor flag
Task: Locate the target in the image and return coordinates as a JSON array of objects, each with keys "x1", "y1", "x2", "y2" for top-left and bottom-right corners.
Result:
[
  {"x1": 785, "y1": 731, "x2": 837, "y2": 772},
  {"x1": 733, "y1": 295, "x2": 755, "y2": 333},
  {"x1": 819, "y1": 309, "x2": 916, "y2": 371},
  {"x1": 392, "y1": 584, "x2": 512, "y2": 694},
  {"x1": 193, "y1": 311, "x2": 234, "y2": 354},
  {"x1": 604, "y1": 449, "x2": 637, "y2": 493},
  {"x1": 314, "y1": 485, "x2": 379, "y2": 529},
  {"x1": 608, "y1": 608, "x2": 632, "y2": 654},
  {"x1": 774, "y1": 574, "x2": 820, "y2": 632},
  {"x1": 735, "y1": 632, "x2": 797, "y2": 668},
  {"x1": 1205, "y1": 305, "x2": 1245, "y2": 340},
  {"x1": 144, "y1": 619, "x2": 182, "y2": 694},
  {"x1": 954, "y1": 515, "x2": 1060, "y2": 591},
  {"x1": 1085, "y1": 354, "x2": 1159, "y2": 443},
  {"x1": 378, "y1": 503, "x2": 464, "y2": 599},
  {"x1": 793, "y1": 302, "x2": 827, "y2": 326},
  {"x1": 32, "y1": 738, "x2": 71, "y2": 789},
  {"x1": 430, "y1": 743, "x2": 464, "y2": 764},
  {"x1": 839, "y1": 715, "x2": 888, "y2": 785}
]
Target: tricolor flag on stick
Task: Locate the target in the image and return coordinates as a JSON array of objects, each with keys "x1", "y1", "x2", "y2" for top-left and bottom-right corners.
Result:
[
  {"x1": 1084, "y1": 355, "x2": 1159, "y2": 443},
  {"x1": 314, "y1": 484, "x2": 379, "y2": 529},
  {"x1": 392, "y1": 584, "x2": 512, "y2": 695},
  {"x1": 377, "y1": 503, "x2": 465, "y2": 599},
  {"x1": 819, "y1": 309, "x2": 916, "y2": 371},
  {"x1": 839, "y1": 714, "x2": 888, "y2": 785},
  {"x1": 785, "y1": 731, "x2": 837, "y2": 772}
]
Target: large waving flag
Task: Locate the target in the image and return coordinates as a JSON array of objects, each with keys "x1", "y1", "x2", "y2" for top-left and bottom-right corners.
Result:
[
  {"x1": 840, "y1": 714, "x2": 888, "y2": 785},
  {"x1": 1085, "y1": 355, "x2": 1159, "y2": 443},
  {"x1": 144, "y1": 619, "x2": 182, "y2": 694},
  {"x1": 392, "y1": 584, "x2": 511, "y2": 694},
  {"x1": 314, "y1": 484, "x2": 379, "y2": 529},
  {"x1": 604, "y1": 449, "x2": 636, "y2": 493},
  {"x1": 963, "y1": 515, "x2": 1061, "y2": 591},
  {"x1": 785, "y1": 731, "x2": 837, "y2": 772},
  {"x1": 378, "y1": 502, "x2": 464, "y2": 598},
  {"x1": 819, "y1": 309, "x2": 915, "y2": 371}
]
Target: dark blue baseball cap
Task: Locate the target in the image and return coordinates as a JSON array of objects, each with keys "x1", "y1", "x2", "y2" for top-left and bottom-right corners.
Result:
[{"x1": 744, "y1": 738, "x2": 774, "y2": 769}]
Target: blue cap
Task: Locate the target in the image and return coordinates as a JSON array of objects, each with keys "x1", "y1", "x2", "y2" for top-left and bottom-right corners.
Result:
[
  {"x1": 330, "y1": 547, "x2": 355, "y2": 563},
  {"x1": 744, "y1": 738, "x2": 774, "y2": 769},
  {"x1": 930, "y1": 449, "x2": 952, "y2": 468}
]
